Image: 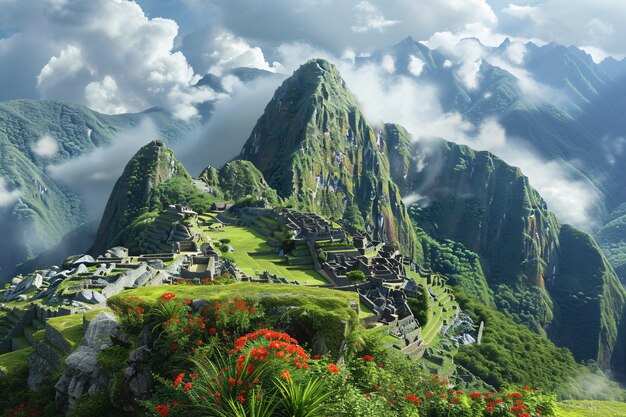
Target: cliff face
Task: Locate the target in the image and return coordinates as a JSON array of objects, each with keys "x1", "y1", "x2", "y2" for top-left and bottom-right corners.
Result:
[
  {"x1": 91, "y1": 140, "x2": 189, "y2": 255},
  {"x1": 240, "y1": 59, "x2": 420, "y2": 259},
  {"x1": 388, "y1": 135, "x2": 626, "y2": 367}
]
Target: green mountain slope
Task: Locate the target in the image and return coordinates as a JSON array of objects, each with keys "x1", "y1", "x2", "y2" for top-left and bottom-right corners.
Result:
[
  {"x1": 90, "y1": 140, "x2": 192, "y2": 255},
  {"x1": 239, "y1": 59, "x2": 421, "y2": 259},
  {"x1": 199, "y1": 160, "x2": 279, "y2": 203},
  {"x1": 388, "y1": 136, "x2": 626, "y2": 367},
  {"x1": 0, "y1": 100, "x2": 197, "y2": 282}
]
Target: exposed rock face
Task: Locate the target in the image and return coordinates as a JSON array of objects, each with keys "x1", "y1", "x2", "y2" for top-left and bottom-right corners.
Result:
[
  {"x1": 3, "y1": 273, "x2": 44, "y2": 301},
  {"x1": 55, "y1": 311, "x2": 119, "y2": 411},
  {"x1": 391, "y1": 136, "x2": 626, "y2": 367},
  {"x1": 101, "y1": 263, "x2": 148, "y2": 298},
  {"x1": 91, "y1": 140, "x2": 190, "y2": 255},
  {"x1": 123, "y1": 346, "x2": 153, "y2": 402},
  {"x1": 239, "y1": 59, "x2": 420, "y2": 259},
  {"x1": 75, "y1": 290, "x2": 106, "y2": 304}
]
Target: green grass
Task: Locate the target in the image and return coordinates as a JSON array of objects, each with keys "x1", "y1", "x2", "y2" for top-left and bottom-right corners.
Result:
[
  {"x1": 557, "y1": 400, "x2": 626, "y2": 416},
  {"x1": 111, "y1": 283, "x2": 359, "y2": 354},
  {"x1": 0, "y1": 347, "x2": 34, "y2": 375},
  {"x1": 113, "y1": 283, "x2": 358, "y2": 306},
  {"x1": 46, "y1": 314, "x2": 85, "y2": 349},
  {"x1": 203, "y1": 225, "x2": 327, "y2": 285},
  {"x1": 358, "y1": 302, "x2": 375, "y2": 319}
]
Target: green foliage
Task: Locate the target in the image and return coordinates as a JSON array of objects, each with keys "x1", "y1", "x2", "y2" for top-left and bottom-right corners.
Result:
[
  {"x1": 152, "y1": 176, "x2": 216, "y2": 214},
  {"x1": 219, "y1": 252, "x2": 236, "y2": 263},
  {"x1": 493, "y1": 284, "x2": 553, "y2": 335},
  {"x1": 343, "y1": 205, "x2": 366, "y2": 232},
  {"x1": 346, "y1": 270, "x2": 366, "y2": 286},
  {"x1": 217, "y1": 160, "x2": 279, "y2": 204},
  {"x1": 553, "y1": 225, "x2": 626, "y2": 364},
  {"x1": 410, "y1": 215, "x2": 493, "y2": 306},
  {"x1": 97, "y1": 345, "x2": 131, "y2": 374},
  {"x1": 407, "y1": 285, "x2": 429, "y2": 327},
  {"x1": 66, "y1": 391, "x2": 121, "y2": 417},
  {"x1": 275, "y1": 377, "x2": 331, "y2": 417},
  {"x1": 453, "y1": 289, "x2": 582, "y2": 395}
]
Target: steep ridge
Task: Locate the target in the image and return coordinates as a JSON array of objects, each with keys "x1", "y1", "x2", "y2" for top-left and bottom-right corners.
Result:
[
  {"x1": 386, "y1": 133, "x2": 626, "y2": 367},
  {"x1": 240, "y1": 59, "x2": 421, "y2": 259},
  {"x1": 91, "y1": 140, "x2": 190, "y2": 255}
]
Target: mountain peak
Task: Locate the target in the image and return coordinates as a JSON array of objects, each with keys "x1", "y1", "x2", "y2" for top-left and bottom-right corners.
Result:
[{"x1": 91, "y1": 140, "x2": 189, "y2": 255}]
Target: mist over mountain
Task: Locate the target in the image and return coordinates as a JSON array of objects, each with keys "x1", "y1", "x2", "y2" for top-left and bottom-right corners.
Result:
[{"x1": 2, "y1": 1, "x2": 626, "y2": 414}]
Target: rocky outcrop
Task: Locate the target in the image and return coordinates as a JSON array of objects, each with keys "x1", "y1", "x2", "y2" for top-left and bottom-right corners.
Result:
[
  {"x1": 91, "y1": 140, "x2": 191, "y2": 255},
  {"x1": 3, "y1": 273, "x2": 44, "y2": 301},
  {"x1": 74, "y1": 290, "x2": 106, "y2": 305},
  {"x1": 55, "y1": 311, "x2": 119, "y2": 412},
  {"x1": 239, "y1": 59, "x2": 420, "y2": 259}
]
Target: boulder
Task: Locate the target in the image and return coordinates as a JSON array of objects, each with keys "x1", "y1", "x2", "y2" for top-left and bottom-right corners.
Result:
[
  {"x1": 102, "y1": 263, "x2": 148, "y2": 298},
  {"x1": 105, "y1": 246, "x2": 129, "y2": 259},
  {"x1": 81, "y1": 311, "x2": 119, "y2": 350},
  {"x1": 146, "y1": 259, "x2": 164, "y2": 270},
  {"x1": 55, "y1": 312, "x2": 119, "y2": 411},
  {"x1": 146, "y1": 270, "x2": 169, "y2": 286},
  {"x1": 70, "y1": 263, "x2": 89, "y2": 276},
  {"x1": 75, "y1": 290, "x2": 107, "y2": 305},
  {"x1": 124, "y1": 346, "x2": 153, "y2": 401},
  {"x1": 3, "y1": 273, "x2": 44, "y2": 301},
  {"x1": 72, "y1": 254, "x2": 96, "y2": 266}
]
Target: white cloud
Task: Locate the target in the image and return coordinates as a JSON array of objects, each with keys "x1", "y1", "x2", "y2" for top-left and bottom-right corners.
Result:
[
  {"x1": 502, "y1": 4, "x2": 540, "y2": 21},
  {"x1": 207, "y1": 32, "x2": 278, "y2": 75},
  {"x1": 31, "y1": 134, "x2": 59, "y2": 158},
  {"x1": 85, "y1": 76, "x2": 127, "y2": 114},
  {"x1": 505, "y1": 41, "x2": 526, "y2": 65},
  {"x1": 498, "y1": 1, "x2": 626, "y2": 59},
  {"x1": 351, "y1": 1, "x2": 400, "y2": 33},
  {"x1": 454, "y1": 38, "x2": 485, "y2": 90},
  {"x1": 0, "y1": 177, "x2": 20, "y2": 208},
  {"x1": 474, "y1": 118, "x2": 507, "y2": 150},
  {"x1": 407, "y1": 55, "x2": 425, "y2": 76},
  {"x1": 36, "y1": 44, "x2": 90, "y2": 89},
  {"x1": 0, "y1": 0, "x2": 218, "y2": 119},
  {"x1": 48, "y1": 118, "x2": 160, "y2": 221},
  {"x1": 381, "y1": 55, "x2": 396, "y2": 73}
]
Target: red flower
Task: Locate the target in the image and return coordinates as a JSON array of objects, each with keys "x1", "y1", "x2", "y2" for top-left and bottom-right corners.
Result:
[
  {"x1": 281, "y1": 370, "x2": 291, "y2": 381},
  {"x1": 404, "y1": 394, "x2": 420, "y2": 404},
  {"x1": 362, "y1": 355, "x2": 374, "y2": 362},
  {"x1": 327, "y1": 363, "x2": 340, "y2": 373},
  {"x1": 160, "y1": 292, "x2": 176, "y2": 301},
  {"x1": 183, "y1": 382, "x2": 193, "y2": 392},
  {"x1": 155, "y1": 404, "x2": 170, "y2": 416},
  {"x1": 173, "y1": 373, "x2": 185, "y2": 388}
]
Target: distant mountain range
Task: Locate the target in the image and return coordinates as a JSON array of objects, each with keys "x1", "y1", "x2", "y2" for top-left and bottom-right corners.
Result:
[{"x1": 357, "y1": 37, "x2": 626, "y2": 284}]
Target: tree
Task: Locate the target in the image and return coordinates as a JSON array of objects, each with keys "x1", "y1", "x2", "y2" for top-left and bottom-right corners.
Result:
[{"x1": 346, "y1": 270, "x2": 366, "y2": 289}]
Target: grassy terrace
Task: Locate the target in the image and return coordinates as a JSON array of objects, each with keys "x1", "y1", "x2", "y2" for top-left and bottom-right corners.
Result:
[
  {"x1": 112, "y1": 282, "x2": 358, "y2": 306},
  {"x1": 46, "y1": 313, "x2": 85, "y2": 350},
  {"x1": 0, "y1": 347, "x2": 34, "y2": 375},
  {"x1": 557, "y1": 400, "x2": 626, "y2": 416},
  {"x1": 201, "y1": 224, "x2": 327, "y2": 285}
]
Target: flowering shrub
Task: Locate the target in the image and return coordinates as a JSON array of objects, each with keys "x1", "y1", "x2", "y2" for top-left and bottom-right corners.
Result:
[
  {"x1": 110, "y1": 295, "x2": 145, "y2": 332},
  {"x1": 4, "y1": 403, "x2": 39, "y2": 417},
  {"x1": 149, "y1": 328, "x2": 331, "y2": 417},
  {"x1": 201, "y1": 297, "x2": 264, "y2": 336}
]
